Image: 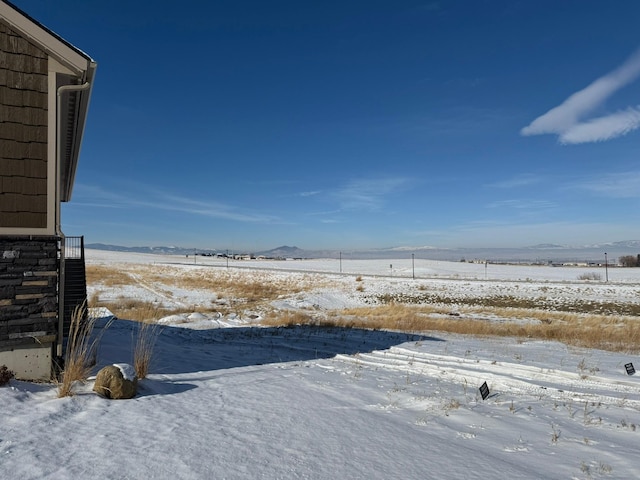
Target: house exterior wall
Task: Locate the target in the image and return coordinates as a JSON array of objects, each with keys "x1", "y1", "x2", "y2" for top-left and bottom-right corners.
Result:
[
  {"x1": 0, "y1": 17, "x2": 57, "y2": 380},
  {"x1": 0, "y1": 236, "x2": 59, "y2": 380},
  {"x1": 0, "y1": 20, "x2": 49, "y2": 230},
  {"x1": 0, "y1": 4, "x2": 94, "y2": 381}
]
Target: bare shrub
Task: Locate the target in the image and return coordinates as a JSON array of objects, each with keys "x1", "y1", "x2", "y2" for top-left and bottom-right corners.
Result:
[
  {"x1": 577, "y1": 272, "x2": 601, "y2": 281},
  {"x1": 0, "y1": 365, "x2": 15, "y2": 386},
  {"x1": 133, "y1": 320, "x2": 161, "y2": 379},
  {"x1": 619, "y1": 255, "x2": 639, "y2": 267}
]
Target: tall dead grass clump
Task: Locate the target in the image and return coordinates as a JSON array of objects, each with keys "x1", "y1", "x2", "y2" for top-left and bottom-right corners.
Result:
[
  {"x1": 57, "y1": 303, "x2": 112, "y2": 397},
  {"x1": 267, "y1": 303, "x2": 640, "y2": 353},
  {"x1": 85, "y1": 265, "x2": 134, "y2": 287},
  {"x1": 98, "y1": 298, "x2": 175, "y2": 323},
  {"x1": 133, "y1": 320, "x2": 161, "y2": 379},
  {"x1": 262, "y1": 310, "x2": 317, "y2": 327}
]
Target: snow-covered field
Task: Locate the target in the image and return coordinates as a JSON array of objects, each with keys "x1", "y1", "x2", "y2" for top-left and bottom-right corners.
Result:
[{"x1": 2, "y1": 250, "x2": 640, "y2": 479}]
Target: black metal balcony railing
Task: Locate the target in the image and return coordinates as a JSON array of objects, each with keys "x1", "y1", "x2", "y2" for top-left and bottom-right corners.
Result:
[
  {"x1": 64, "y1": 236, "x2": 84, "y2": 260},
  {"x1": 61, "y1": 236, "x2": 87, "y2": 340}
]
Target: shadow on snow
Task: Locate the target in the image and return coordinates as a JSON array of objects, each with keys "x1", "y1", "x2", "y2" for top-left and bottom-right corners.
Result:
[{"x1": 95, "y1": 317, "x2": 443, "y2": 378}]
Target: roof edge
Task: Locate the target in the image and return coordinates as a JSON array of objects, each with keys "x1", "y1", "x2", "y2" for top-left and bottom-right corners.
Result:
[{"x1": 0, "y1": 0, "x2": 94, "y2": 73}]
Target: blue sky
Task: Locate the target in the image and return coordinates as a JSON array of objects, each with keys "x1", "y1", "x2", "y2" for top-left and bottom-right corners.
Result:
[{"x1": 13, "y1": 0, "x2": 640, "y2": 251}]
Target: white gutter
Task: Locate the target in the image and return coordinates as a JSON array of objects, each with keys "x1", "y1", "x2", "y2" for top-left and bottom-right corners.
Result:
[{"x1": 55, "y1": 81, "x2": 91, "y2": 358}]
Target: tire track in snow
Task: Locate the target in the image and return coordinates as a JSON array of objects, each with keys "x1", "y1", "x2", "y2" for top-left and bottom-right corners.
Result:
[
  {"x1": 127, "y1": 272, "x2": 189, "y2": 309},
  {"x1": 335, "y1": 347, "x2": 640, "y2": 409}
]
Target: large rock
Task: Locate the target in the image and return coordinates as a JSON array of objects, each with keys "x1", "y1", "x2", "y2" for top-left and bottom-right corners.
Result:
[{"x1": 93, "y1": 364, "x2": 138, "y2": 399}]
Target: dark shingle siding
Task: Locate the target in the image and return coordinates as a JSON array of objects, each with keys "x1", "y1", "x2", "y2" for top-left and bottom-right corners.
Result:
[{"x1": 0, "y1": 20, "x2": 48, "y2": 229}]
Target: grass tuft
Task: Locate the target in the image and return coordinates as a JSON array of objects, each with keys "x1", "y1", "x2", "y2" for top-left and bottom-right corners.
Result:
[
  {"x1": 133, "y1": 320, "x2": 161, "y2": 379},
  {"x1": 57, "y1": 303, "x2": 112, "y2": 397}
]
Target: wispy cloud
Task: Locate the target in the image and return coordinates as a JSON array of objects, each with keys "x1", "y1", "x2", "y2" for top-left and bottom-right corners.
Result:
[
  {"x1": 297, "y1": 190, "x2": 321, "y2": 197},
  {"x1": 521, "y1": 48, "x2": 640, "y2": 144},
  {"x1": 486, "y1": 173, "x2": 543, "y2": 189},
  {"x1": 485, "y1": 199, "x2": 555, "y2": 210},
  {"x1": 74, "y1": 183, "x2": 280, "y2": 223},
  {"x1": 333, "y1": 177, "x2": 410, "y2": 211},
  {"x1": 573, "y1": 171, "x2": 640, "y2": 198},
  {"x1": 160, "y1": 192, "x2": 281, "y2": 223}
]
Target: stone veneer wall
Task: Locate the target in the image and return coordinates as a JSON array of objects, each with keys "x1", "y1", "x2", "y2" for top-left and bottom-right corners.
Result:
[{"x1": 0, "y1": 236, "x2": 59, "y2": 351}]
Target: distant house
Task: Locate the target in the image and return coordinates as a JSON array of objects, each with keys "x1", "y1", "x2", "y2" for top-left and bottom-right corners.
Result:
[{"x1": 0, "y1": 1, "x2": 96, "y2": 380}]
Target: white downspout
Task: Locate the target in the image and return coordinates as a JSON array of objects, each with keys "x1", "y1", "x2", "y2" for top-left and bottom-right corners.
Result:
[{"x1": 55, "y1": 81, "x2": 91, "y2": 358}]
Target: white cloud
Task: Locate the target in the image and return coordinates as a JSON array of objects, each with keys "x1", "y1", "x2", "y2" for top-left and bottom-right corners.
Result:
[
  {"x1": 559, "y1": 106, "x2": 640, "y2": 144},
  {"x1": 575, "y1": 171, "x2": 640, "y2": 198},
  {"x1": 485, "y1": 199, "x2": 555, "y2": 210},
  {"x1": 486, "y1": 173, "x2": 542, "y2": 188},
  {"x1": 298, "y1": 190, "x2": 321, "y2": 197},
  {"x1": 334, "y1": 177, "x2": 410, "y2": 211},
  {"x1": 521, "y1": 48, "x2": 640, "y2": 144}
]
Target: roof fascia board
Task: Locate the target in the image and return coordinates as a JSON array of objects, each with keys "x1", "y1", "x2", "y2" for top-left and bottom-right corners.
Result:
[{"x1": 0, "y1": 2, "x2": 91, "y2": 74}]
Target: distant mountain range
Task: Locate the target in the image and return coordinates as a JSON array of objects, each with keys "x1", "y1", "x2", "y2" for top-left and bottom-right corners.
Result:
[{"x1": 85, "y1": 241, "x2": 640, "y2": 263}]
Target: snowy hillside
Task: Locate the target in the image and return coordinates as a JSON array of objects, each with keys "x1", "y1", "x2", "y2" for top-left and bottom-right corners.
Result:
[{"x1": 1, "y1": 250, "x2": 639, "y2": 479}]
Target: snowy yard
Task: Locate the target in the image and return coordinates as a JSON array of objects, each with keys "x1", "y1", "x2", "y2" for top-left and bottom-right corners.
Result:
[{"x1": 1, "y1": 250, "x2": 640, "y2": 479}]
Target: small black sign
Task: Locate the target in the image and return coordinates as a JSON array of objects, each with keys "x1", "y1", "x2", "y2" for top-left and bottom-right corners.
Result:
[
  {"x1": 479, "y1": 381, "x2": 490, "y2": 400},
  {"x1": 625, "y1": 363, "x2": 635, "y2": 376}
]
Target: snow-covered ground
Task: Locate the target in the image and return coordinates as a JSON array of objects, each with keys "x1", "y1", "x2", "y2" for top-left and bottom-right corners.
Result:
[{"x1": 2, "y1": 250, "x2": 640, "y2": 479}]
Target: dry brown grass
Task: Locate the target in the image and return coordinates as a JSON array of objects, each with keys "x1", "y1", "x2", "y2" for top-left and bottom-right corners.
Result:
[
  {"x1": 322, "y1": 304, "x2": 640, "y2": 353},
  {"x1": 58, "y1": 304, "x2": 112, "y2": 397},
  {"x1": 374, "y1": 291, "x2": 640, "y2": 316},
  {"x1": 86, "y1": 263, "x2": 640, "y2": 353},
  {"x1": 87, "y1": 264, "x2": 322, "y2": 320},
  {"x1": 133, "y1": 320, "x2": 160, "y2": 379},
  {"x1": 261, "y1": 310, "x2": 319, "y2": 327},
  {"x1": 86, "y1": 265, "x2": 133, "y2": 287},
  {"x1": 261, "y1": 302, "x2": 640, "y2": 353},
  {"x1": 151, "y1": 269, "x2": 320, "y2": 307},
  {"x1": 112, "y1": 298, "x2": 171, "y2": 321}
]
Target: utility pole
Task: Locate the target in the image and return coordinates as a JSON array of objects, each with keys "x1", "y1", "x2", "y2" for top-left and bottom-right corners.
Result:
[
  {"x1": 604, "y1": 252, "x2": 608, "y2": 282},
  {"x1": 412, "y1": 253, "x2": 415, "y2": 280}
]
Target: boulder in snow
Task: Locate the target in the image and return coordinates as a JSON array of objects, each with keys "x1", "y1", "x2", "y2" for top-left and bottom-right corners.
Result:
[{"x1": 93, "y1": 364, "x2": 138, "y2": 399}]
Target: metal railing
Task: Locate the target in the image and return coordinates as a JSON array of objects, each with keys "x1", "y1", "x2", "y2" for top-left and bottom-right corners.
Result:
[{"x1": 64, "y1": 236, "x2": 84, "y2": 260}]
